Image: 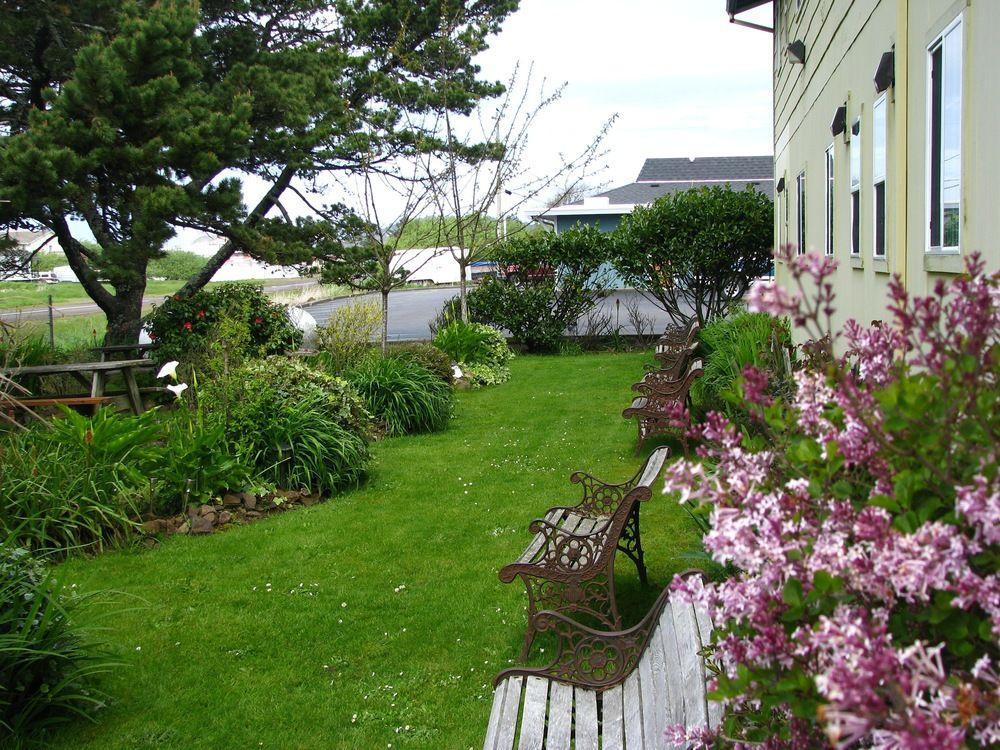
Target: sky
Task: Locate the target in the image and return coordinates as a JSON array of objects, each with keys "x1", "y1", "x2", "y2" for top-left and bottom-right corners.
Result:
[{"x1": 472, "y1": 0, "x2": 775, "y2": 201}]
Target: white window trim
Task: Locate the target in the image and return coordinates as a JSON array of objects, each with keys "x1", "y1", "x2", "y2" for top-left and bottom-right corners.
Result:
[
  {"x1": 825, "y1": 144, "x2": 835, "y2": 256},
  {"x1": 873, "y1": 94, "x2": 888, "y2": 258},
  {"x1": 925, "y1": 12, "x2": 963, "y2": 255}
]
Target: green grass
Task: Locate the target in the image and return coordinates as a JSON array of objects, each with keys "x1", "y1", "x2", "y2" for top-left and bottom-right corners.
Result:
[{"x1": 47, "y1": 353, "x2": 702, "y2": 750}]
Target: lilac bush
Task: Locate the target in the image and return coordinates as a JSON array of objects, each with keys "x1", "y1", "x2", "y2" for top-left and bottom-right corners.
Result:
[{"x1": 665, "y1": 248, "x2": 999, "y2": 748}]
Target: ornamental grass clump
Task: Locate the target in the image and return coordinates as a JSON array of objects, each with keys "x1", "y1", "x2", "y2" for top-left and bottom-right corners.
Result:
[
  {"x1": 346, "y1": 354, "x2": 453, "y2": 437},
  {"x1": 663, "y1": 249, "x2": 999, "y2": 749}
]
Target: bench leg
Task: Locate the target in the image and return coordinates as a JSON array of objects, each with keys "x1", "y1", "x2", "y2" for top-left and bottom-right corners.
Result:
[
  {"x1": 618, "y1": 505, "x2": 648, "y2": 587},
  {"x1": 122, "y1": 367, "x2": 143, "y2": 415}
]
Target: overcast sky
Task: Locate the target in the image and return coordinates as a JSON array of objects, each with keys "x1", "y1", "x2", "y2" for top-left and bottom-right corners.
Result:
[{"x1": 474, "y1": 0, "x2": 775, "y2": 197}]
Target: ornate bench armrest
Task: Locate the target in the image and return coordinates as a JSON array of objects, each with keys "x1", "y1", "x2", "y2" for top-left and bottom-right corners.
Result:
[
  {"x1": 499, "y1": 519, "x2": 612, "y2": 582},
  {"x1": 492, "y1": 570, "x2": 705, "y2": 690}
]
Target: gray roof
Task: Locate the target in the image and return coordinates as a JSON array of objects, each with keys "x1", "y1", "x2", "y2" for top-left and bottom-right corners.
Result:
[
  {"x1": 589, "y1": 178, "x2": 773, "y2": 205},
  {"x1": 636, "y1": 155, "x2": 773, "y2": 183}
]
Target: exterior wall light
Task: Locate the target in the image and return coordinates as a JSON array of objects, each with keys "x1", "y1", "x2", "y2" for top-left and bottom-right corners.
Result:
[{"x1": 787, "y1": 40, "x2": 806, "y2": 64}]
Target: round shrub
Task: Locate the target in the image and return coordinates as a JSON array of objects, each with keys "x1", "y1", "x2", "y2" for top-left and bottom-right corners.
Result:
[
  {"x1": 203, "y1": 357, "x2": 371, "y2": 494},
  {"x1": 1, "y1": 545, "x2": 112, "y2": 741},
  {"x1": 146, "y1": 282, "x2": 302, "y2": 363},
  {"x1": 388, "y1": 342, "x2": 454, "y2": 383},
  {"x1": 346, "y1": 355, "x2": 454, "y2": 436},
  {"x1": 432, "y1": 321, "x2": 513, "y2": 388}
]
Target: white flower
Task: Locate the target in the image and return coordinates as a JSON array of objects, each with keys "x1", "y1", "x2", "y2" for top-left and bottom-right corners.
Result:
[
  {"x1": 452, "y1": 364, "x2": 463, "y2": 379},
  {"x1": 157, "y1": 361, "x2": 180, "y2": 380},
  {"x1": 166, "y1": 383, "x2": 188, "y2": 398}
]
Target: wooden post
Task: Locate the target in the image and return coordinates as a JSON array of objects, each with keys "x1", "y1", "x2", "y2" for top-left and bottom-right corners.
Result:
[{"x1": 47, "y1": 295, "x2": 55, "y2": 349}]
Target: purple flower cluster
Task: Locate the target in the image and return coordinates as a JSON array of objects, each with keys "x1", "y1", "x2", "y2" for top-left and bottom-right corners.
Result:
[{"x1": 665, "y1": 253, "x2": 999, "y2": 748}]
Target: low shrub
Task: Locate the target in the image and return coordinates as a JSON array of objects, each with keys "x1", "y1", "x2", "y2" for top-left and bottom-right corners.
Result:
[
  {"x1": 346, "y1": 355, "x2": 453, "y2": 436},
  {"x1": 690, "y1": 309, "x2": 792, "y2": 422},
  {"x1": 388, "y1": 342, "x2": 454, "y2": 384},
  {"x1": 432, "y1": 321, "x2": 513, "y2": 388},
  {"x1": 205, "y1": 357, "x2": 371, "y2": 494},
  {"x1": 0, "y1": 545, "x2": 114, "y2": 743},
  {"x1": 313, "y1": 301, "x2": 382, "y2": 372},
  {"x1": 146, "y1": 282, "x2": 301, "y2": 364},
  {"x1": 0, "y1": 408, "x2": 159, "y2": 552}
]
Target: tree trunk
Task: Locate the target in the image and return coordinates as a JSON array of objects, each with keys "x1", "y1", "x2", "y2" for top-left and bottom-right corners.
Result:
[
  {"x1": 380, "y1": 288, "x2": 389, "y2": 354},
  {"x1": 459, "y1": 262, "x2": 469, "y2": 322},
  {"x1": 103, "y1": 284, "x2": 146, "y2": 346}
]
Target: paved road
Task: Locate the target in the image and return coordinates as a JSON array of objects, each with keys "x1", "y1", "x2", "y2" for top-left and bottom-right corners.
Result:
[
  {"x1": 0, "y1": 278, "x2": 318, "y2": 323},
  {"x1": 304, "y1": 287, "x2": 678, "y2": 341}
]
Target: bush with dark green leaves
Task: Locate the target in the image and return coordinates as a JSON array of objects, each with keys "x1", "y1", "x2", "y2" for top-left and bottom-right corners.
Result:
[
  {"x1": 1, "y1": 545, "x2": 114, "y2": 744},
  {"x1": 612, "y1": 185, "x2": 773, "y2": 327},
  {"x1": 146, "y1": 282, "x2": 301, "y2": 364},
  {"x1": 468, "y1": 225, "x2": 611, "y2": 352},
  {"x1": 346, "y1": 355, "x2": 453, "y2": 436},
  {"x1": 388, "y1": 342, "x2": 454, "y2": 383}
]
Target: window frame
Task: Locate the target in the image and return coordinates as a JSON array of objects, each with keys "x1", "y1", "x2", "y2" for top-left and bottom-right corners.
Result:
[
  {"x1": 926, "y1": 12, "x2": 963, "y2": 254},
  {"x1": 873, "y1": 95, "x2": 888, "y2": 258},
  {"x1": 850, "y1": 117, "x2": 862, "y2": 257},
  {"x1": 825, "y1": 144, "x2": 835, "y2": 256},
  {"x1": 796, "y1": 170, "x2": 806, "y2": 255}
]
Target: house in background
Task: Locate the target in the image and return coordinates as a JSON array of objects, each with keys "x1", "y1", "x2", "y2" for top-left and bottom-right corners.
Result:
[
  {"x1": 542, "y1": 156, "x2": 774, "y2": 287},
  {"x1": 727, "y1": 0, "x2": 999, "y2": 335},
  {"x1": 543, "y1": 156, "x2": 775, "y2": 235}
]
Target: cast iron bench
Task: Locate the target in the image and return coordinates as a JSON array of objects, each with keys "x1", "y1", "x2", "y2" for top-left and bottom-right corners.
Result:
[
  {"x1": 500, "y1": 448, "x2": 670, "y2": 661},
  {"x1": 484, "y1": 574, "x2": 719, "y2": 750},
  {"x1": 623, "y1": 367, "x2": 702, "y2": 452}
]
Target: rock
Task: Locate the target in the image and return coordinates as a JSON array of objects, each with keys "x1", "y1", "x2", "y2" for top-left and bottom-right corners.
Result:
[
  {"x1": 190, "y1": 515, "x2": 214, "y2": 535},
  {"x1": 218, "y1": 510, "x2": 233, "y2": 525},
  {"x1": 277, "y1": 489, "x2": 302, "y2": 502},
  {"x1": 300, "y1": 493, "x2": 320, "y2": 507},
  {"x1": 186, "y1": 505, "x2": 200, "y2": 520},
  {"x1": 176, "y1": 521, "x2": 191, "y2": 535},
  {"x1": 242, "y1": 493, "x2": 257, "y2": 511},
  {"x1": 141, "y1": 519, "x2": 167, "y2": 535},
  {"x1": 245, "y1": 511, "x2": 262, "y2": 520},
  {"x1": 198, "y1": 504, "x2": 214, "y2": 516},
  {"x1": 222, "y1": 493, "x2": 241, "y2": 507}
]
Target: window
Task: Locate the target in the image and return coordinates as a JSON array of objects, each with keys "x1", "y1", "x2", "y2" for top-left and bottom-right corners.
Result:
[
  {"x1": 873, "y1": 96, "x2": 887, "y2": 257},
  {"x1": 850, "y1": 118, "x2": 861, "y2": 256},
  {"x1": 796, "y1": 171, "x2": 806, "y2": 254},
  {"x1": 928, "y1": 15, "x2": 963, "y2": 251},
  {"x1": 825, "y1": 145, "x2": 835, "y2": 256}
]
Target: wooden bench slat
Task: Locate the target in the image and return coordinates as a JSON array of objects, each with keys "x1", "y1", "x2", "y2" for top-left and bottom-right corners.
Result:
[
  {"x1": 483, "y1": 676, "x2": 513, "y2": 750},
  {"x1": 546, "y1": 681, "x2": 573, "y2": 750},
  {"x1": 15, "y1": 396, "x2": 113, "y2": 406},
  {"x1": 660, "y1": 602, "x2": 688, "y2": 729},
  {"x1": 638, "y1": 643, "x2": 658, "y2": 747},
  {"x1": 574, "y1": 686, "x2": 599, "y2": 750},
  {"x1": 493, "y1": 676, "x2": 524, "y2": 750},
  {"x1": 691, "y1": 603, "x2": 723, "y2": 730},
  {"x1": 672, "y1": 601, "x2": 709, "y2": 729},
  {"x1": 623, "y1": 671, "x2": 645, "y2": 749},
  {"x1": 647, "y1": 627, "x2": 670, "y2": 750},
  {"x1": 601, "y1": 685, "x2": 625, "y2": 750},
  {"x1": 516, "y1": 676, "x2": 548, "y2": 750},
  {"x1": 637, "y1": 446, "x2": 669, "y2": 489}
]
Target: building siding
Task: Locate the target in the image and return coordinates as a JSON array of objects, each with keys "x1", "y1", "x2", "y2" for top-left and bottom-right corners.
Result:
[{"x1": 772, "y1": 0, "x2": 998, "y2": 340}]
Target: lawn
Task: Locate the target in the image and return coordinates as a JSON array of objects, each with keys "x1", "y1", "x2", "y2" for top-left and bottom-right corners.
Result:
[{"x1": 48, "y1": 353, "x2": 703, "y2": 750}]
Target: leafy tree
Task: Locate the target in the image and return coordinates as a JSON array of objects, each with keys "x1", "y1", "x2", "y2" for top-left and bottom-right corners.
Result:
[
  {"x1": 0, "y1": 0, "x2": 517, "y2": 343},
  {"x1": 612, "y1": 185, "x2": 773, "y2": 327},
  {"x1": 470, "y1": 225, "x2": 610, "y2": 352}
]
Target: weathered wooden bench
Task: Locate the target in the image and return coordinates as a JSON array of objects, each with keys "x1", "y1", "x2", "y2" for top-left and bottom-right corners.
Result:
[
  {"x1": 623, "y1": 368, "x2": 702, "y2": 452},
  {"x1": 484, "y1": 575, "x2": 719, "y2": 750},
  {"x1": 500, "y1": 448, "x2": 669, "y2": 661},
  {"x1": 655, "y1": 320, "x2": 699, "y2": 350}
]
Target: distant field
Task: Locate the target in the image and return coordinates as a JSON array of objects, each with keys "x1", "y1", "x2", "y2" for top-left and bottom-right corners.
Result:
[{"x1": 8, "y1": 313, "x2": 108, "y2": 348}]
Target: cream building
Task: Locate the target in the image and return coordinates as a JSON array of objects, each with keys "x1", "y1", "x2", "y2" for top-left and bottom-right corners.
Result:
[{"x1": 728, "y1": 0, "x2": 998, "y2": 332}]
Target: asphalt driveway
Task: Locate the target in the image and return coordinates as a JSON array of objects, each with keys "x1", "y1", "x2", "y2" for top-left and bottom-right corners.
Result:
[{"x1": 303, "y1": 287, "x2": 679, "y2": 341}]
